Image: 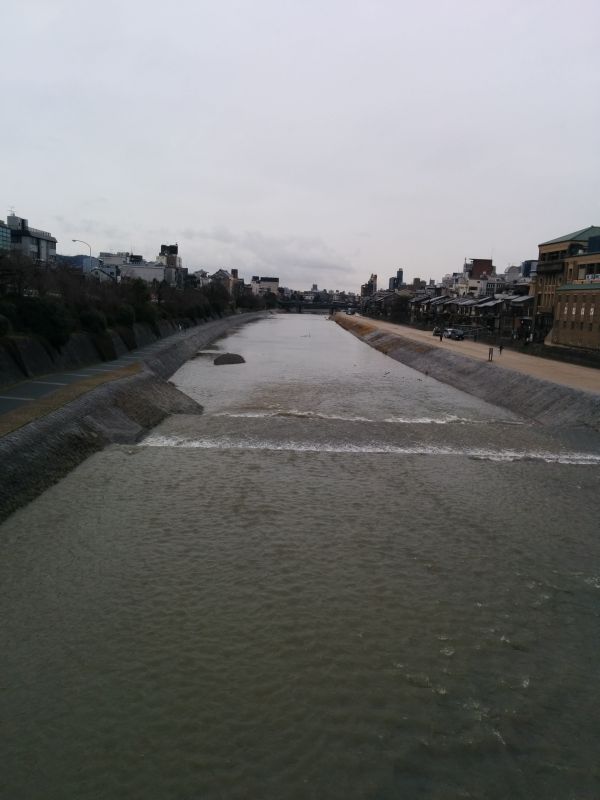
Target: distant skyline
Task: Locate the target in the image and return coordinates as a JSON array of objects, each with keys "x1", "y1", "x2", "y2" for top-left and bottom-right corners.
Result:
[{"x1": 2, "y1": 0, "x2": 599, "y2": 292}]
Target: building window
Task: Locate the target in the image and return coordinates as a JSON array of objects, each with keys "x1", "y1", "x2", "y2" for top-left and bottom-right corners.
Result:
[
  {"x1": 581, "y1": 305, "x2": 585, "y2": 317},
  {"x1": 571, "y1": 321, "x2": 575, "y2": 329},
  {"x1": 572, "y1": 306, "x2": 576, "y2": 316},
  {"x1": 589, "y1": 323, "x2": 593, "y2": 331},
  {"x1": 563, "y1": 321, "x2": 567, "y2": 328}
]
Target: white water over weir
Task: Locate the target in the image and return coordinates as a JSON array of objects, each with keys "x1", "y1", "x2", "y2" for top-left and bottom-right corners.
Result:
[{"x1": 2, "y1": 313, "x2": 600, "y2": 800}]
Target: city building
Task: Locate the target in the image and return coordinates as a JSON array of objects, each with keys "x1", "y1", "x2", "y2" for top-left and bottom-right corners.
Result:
[
  {"x1": 5, "y1": 213, "x2": 57, "y2": 264},
  {"x1": 481, "y1": 274, "x2": 506, "y2": 296},
  {"x1": 207, "y1": 268, "x2": 245, "y2": 297},
  {"x1": 504, "y1": 265, "x2": 522, "y2": 283},
  {"x1": 441, "y1": 259, "x2": 498, "y2": 297},
  {"x1": 99, "y1": 251, "x2": 143, "y2": 268},
  {"x1": 388, "y1": 268, "x2": 404, "y2": 291},
  {"x1": 553, "y1": 278, "x2": 600, "y2": 350},
  {"x1": 532, "y1": 226, "x2": 600, "y2": 336},
  {"x1": 88, "y1": 264, "x2": 119, "y2": 282},
  {"x1": 464, "y1": 258, "x2": 495, "y2": 280},
  {"x1": 120, "y1": 262, "x2": 165, "y2": 284},
  {"x1": 251, "y1": 276, "x2": 279, "y2": 296},
  {"x1": 361, "y1": 274, "x2": 377, "y2": 297},
  {"x1": 191, "y1": 269, "x2": 211, "y2": 287},
  {"x1": 157, "y1": 244, "x2": 181, "y2": 270},
  {"x1": 441, "y1": 272, "x2": 464, "y2": 293},
  {"x1": 0, "y1": 220, "x2": 11, "y2": 253},
  {"x1": 103, "y1": 246, "x2": 187, "y2": 288},
  {"x1": 563, "y1": 238, "x2": 600, "y2": 283},
  {"x1": 157, "y1": 244, "x2": 183, "y2": 285},
  {"x1": 551, "y1": 239, "x2": 600, "y2": 350},
  {"x1": 454, "y1": 259, "x2": 493, "y2": 294},
  {"x1": 521, "y1": 259, "x2": 538, "y2": 278}
]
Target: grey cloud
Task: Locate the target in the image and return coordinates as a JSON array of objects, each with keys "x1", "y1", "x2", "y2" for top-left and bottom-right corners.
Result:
[
  {"x1": 180, "y1": 227, "x2": 350, "y2": 280},
  {"x1": 75, "y1": 219, "x2": 130, "y2": 240},
  {"x1": 3, "y1": 0, "x2": 599, "y2": 288}
]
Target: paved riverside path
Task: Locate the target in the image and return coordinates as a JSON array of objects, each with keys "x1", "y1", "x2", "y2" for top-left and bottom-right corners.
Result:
[
  {"x1": 352, "y1": 316, "x2": 600, "y2": 395},
  {"x1": 0, "y1": 325, "x2": 204, "y2": 418}
]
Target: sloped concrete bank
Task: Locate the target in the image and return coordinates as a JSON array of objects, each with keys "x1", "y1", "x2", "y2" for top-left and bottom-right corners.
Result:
[
  {"x1": 0, "y1": 313, "x2": 265, "y2": 522},
  {"x1": 0, "y1": 320, "x2": 180, "y2": 390},
  {"x1": 335, "y1": 315, "x2": 600, "y2": 430}
]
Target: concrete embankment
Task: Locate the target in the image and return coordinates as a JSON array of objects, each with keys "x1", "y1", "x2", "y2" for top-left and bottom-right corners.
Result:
[
  {"x1": 335, "y1": 314, "x2": 600, "y2": 430},
  {"x1": 0, "y1": 313, "x2": 264, "y2": 522},
  {"x1": 0, "y1": 320, "x2": 181, "y2": 390}
]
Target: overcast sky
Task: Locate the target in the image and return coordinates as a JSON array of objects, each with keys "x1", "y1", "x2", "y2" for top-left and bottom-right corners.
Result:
[{"x1": 2, "y1": 0, "x2": 599, "y2": 291}]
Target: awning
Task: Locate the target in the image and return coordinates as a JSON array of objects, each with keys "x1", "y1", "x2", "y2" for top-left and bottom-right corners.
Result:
[{"x1": 477, "y1": 299, "x2": 503, "y2": 308}]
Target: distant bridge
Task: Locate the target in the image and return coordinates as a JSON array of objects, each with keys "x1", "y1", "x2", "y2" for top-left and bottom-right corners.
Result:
[{"x1": 277, "y1": 300, "x2": 359, "y2": 313}]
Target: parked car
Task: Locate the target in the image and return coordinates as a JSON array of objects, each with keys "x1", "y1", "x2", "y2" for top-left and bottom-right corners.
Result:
[
  {"x1": 444, "y1": 328, "x2": 465, "y2": 340},
  {"x1": 346, "y1": 308, "x2": 356, "y2": 315},
  {"x1": 433, "y1": 326, "x2": 442, "y2": 336}
]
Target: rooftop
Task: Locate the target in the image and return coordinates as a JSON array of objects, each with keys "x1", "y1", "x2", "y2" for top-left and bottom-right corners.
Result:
[{"x1": 539, "y1": 226, "x2": 600, "y2": 246}]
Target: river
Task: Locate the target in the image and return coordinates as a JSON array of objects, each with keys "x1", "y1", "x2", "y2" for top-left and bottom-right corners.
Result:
[{"x1": 2, "y1": 313, "x2": 600, "y2": 799}]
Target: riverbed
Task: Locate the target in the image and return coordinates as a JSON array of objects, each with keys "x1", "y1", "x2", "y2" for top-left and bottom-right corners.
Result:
[{"x1": 2, "y1": 313, "x2": 600, "y2": 799}]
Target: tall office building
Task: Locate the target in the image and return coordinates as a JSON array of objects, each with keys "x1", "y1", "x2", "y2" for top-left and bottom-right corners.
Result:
[{"x1": 5, "y1": 213, "x2": 57, "y2": 263}]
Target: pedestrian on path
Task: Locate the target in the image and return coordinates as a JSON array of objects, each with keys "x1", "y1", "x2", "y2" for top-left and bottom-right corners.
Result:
[
  {"x1": 488, "y1": 347, "x2": 493, "y2": 362},
  {"x1": 439, "y1": 331, "x2": 443, "y2": 342},
  {"x1": 499, "y1": 343, "x2": 504, "y2": 355}
]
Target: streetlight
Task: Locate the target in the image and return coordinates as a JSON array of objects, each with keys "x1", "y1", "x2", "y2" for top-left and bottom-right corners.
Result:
[{"x1": 72, "y1": 239, "x2": 92, "y2": 273}]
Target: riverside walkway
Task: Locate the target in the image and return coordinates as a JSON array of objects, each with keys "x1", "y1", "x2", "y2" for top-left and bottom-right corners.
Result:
[{"x1": 353, "y1": 316, "x2": 600, "y2": 395}]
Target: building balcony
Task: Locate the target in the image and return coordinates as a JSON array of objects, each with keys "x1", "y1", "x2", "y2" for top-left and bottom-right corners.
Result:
[{"x1": 535, "y1": 260, "x2": 564, "y2": 275}]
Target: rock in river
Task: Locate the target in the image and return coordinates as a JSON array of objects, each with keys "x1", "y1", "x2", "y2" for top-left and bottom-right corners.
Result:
[{"x1": 213, "y1": 353, "x2": 245, "y2": 365}]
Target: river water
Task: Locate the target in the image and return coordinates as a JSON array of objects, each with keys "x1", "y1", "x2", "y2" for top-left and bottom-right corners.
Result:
[{"x1": 2, "y1": 314, "x2": 600, "y2": 799}]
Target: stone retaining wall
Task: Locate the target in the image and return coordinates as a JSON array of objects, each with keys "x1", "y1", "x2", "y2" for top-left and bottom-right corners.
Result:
[
  {"x1": 0, "y1": 313, "x2": 265, "y2": 522},
  {"x1": 335, "y1": 315, "x2": 600, "y2": 431}
]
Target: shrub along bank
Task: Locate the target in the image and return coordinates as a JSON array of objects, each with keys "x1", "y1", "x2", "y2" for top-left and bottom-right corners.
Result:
[{"x1": 0, "y1": 261, "x2": 265, "y2": 387}]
